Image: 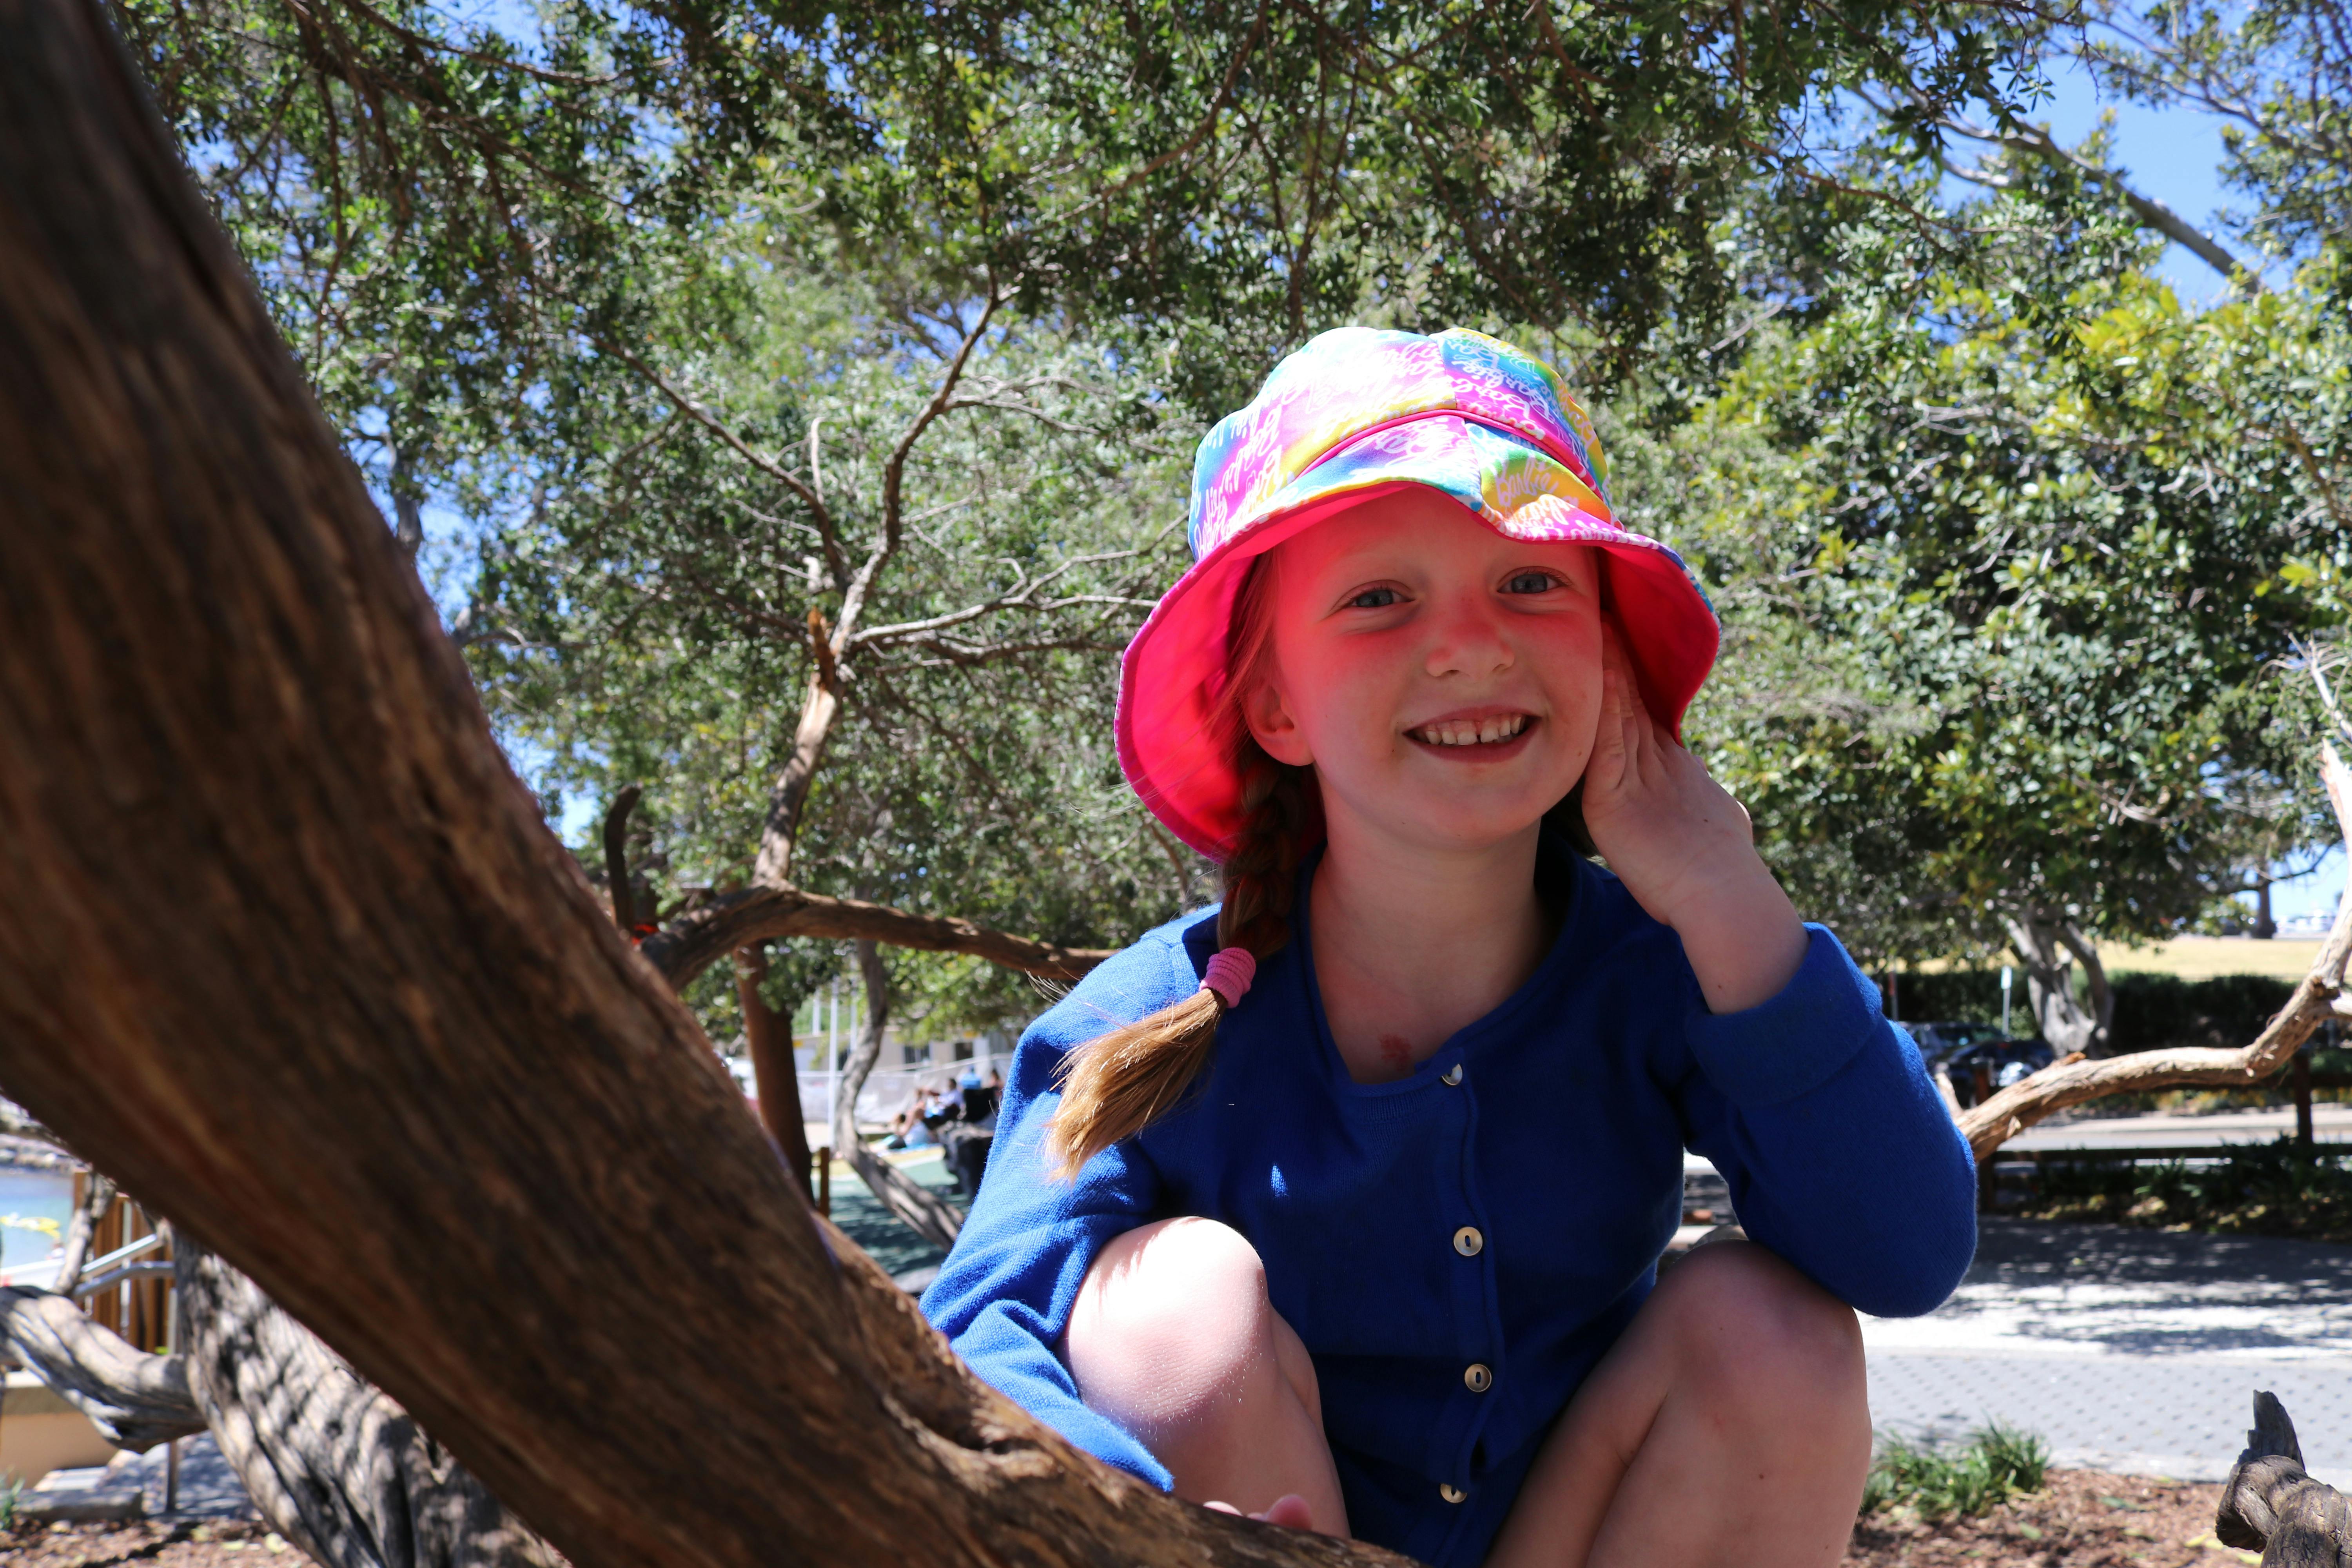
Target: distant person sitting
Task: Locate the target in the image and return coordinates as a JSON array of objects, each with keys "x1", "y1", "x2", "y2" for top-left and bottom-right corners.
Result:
[{"x1": 940, "y1": 1067, "x2": 998, "y2": 1198}]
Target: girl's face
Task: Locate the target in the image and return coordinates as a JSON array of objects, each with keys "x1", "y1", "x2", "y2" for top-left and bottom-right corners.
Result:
[{"x1": 1243, "y1": 489, "x2": 1605, "y2": 857}]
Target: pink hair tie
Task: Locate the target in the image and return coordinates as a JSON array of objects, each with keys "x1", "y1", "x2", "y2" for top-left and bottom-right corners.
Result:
[{"x1": 1201, "y1": 946, "x2": 1257, "y2": 1009}]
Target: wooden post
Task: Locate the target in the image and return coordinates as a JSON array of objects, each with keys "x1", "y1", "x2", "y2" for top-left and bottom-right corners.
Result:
[
  {"x1": 815, "y1": 1147, "x2": 832, "y2": 1219},
  {"x1": 2296, "y1": 1048, "x2": 2315, "y2": 1147}
]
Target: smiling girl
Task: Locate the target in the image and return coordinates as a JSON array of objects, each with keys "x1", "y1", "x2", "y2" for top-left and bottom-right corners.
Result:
[{"x1": 922, "y1": 328, "x2": 1976, "y2": 1568}]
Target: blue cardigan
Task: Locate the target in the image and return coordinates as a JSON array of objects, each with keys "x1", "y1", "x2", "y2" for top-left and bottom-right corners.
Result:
[{"x1": 923, "y1": 846, "x2": 1976, "y2": 1565}]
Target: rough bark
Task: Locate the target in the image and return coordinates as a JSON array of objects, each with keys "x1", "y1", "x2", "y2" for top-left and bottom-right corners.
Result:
[
  {"x1": 0, "y1": 5, "x2": 1406, "y2": 1563},
  {"x1": 178, "y1": 1244, "x2": 561, "y2": 1568},
  {"x1": 833, "y1": 939, "x2": 966, "y2": 1254},
  {"x1": 1959, "y1": 742, "x2": 2352, "y2": 1161},
  {"x1": 2218, "y1": 1393, "x2": 2352, "y2": 1564},
  {"x1": 735, "y1": 941, "x2": 814, "y2": 1199},
  {"x1": 638, "y1": 878, "x2": 1113, "y2": 994},
  {"x1": 0, "y1": 1285, "x2": 205, "y2": 1449}
]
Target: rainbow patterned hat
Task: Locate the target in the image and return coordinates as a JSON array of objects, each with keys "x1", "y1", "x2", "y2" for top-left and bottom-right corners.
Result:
[{"x1": 1118, "y1": 327, "x2": 1720, "y2": 860}]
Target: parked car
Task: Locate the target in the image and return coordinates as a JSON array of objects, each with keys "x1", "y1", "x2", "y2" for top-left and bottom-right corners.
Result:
[{"x1": 1900, "y1": 1020, "x2": 2055, "y2": 1108}]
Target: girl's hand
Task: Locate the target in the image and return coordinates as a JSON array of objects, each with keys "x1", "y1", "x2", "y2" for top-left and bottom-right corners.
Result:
[
  {"x1": 1204, "y1": 1494, "x2": 1318, "y2": 1531},
  {"x1": 1581, "y1": 619, "x2": 1808, "y2": 1013}
]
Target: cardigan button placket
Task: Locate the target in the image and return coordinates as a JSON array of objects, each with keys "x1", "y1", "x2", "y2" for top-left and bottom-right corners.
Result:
[
  {"x1": 1452, "y1": 1225, "x2": 1484, "y2": 1257},
  {"x1": 1463, "y1": 1363, "x2": 1493, "y2": 1393}
]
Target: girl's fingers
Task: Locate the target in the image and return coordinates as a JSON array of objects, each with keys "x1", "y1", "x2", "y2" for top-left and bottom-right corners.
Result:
[{"x1": 1202, "y1": 1495, "x2": 1316, "y2": 1532}]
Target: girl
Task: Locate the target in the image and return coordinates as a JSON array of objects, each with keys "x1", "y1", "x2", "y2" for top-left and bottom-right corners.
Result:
[{"x1": 922, "y1": 328, "x2": 1976, "y2": 1567}]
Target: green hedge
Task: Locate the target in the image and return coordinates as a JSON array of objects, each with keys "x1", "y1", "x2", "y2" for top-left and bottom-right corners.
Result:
[{"x1": 1890, "y1": 968, "x2": 2296, "y2": 1054}]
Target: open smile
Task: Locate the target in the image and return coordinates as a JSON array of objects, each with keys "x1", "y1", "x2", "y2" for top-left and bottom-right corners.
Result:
[{"x1": 1405, "y1": 711, "x2": 1536, "y2": 754}]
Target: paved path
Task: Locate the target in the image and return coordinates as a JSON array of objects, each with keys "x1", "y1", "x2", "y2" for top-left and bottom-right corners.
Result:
[
  {"x1": 1865, "y1": 1220, "x2": 2352, "y2": 1484},
  {"x1": 2009, "y1": 1104, "x2": 2352, "y2": 1151}
]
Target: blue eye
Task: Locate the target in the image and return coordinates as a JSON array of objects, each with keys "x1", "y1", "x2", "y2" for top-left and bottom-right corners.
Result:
[
  {"x1": 1349, "y1": 587, "x2": 1402, "y2": 609},
  {"x1": 1504, "y1": 571, "x2": 1557, "y2": 594}
]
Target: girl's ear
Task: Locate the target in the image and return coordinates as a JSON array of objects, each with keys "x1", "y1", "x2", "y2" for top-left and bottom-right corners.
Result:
[{"x1": 1243, "y1": 676, "x2": 1314, "y2": 768}]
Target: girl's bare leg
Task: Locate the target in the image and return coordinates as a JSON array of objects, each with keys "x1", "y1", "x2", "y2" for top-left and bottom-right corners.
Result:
[
  {"x1": 1064, "y1": 1216, "x2": 1350, "y2": 1535},
  {"x1": 1486, "y1": 1241, "x2": 1871, "y2": 1568}
]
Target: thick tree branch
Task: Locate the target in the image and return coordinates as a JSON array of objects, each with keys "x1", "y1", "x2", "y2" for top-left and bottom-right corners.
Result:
[
  {"x1": 640, "y1": 881, "x2": 1112, "y2": 993},
  {"x1": 0, "y1": 5, "x2": 1400, "y2": 1562}
]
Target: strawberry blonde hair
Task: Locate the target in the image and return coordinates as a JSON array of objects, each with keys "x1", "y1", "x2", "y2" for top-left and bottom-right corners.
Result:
[{"x1": 1044, "y1": 556, "x2": 1314, "y2": 1177}]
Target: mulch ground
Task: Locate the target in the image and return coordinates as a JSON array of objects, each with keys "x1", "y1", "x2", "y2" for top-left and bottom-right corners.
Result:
[
  {"x1": 1845, "y1": 1469, "x2": 2254, "y2": 1566},
  {"x1": 0, "y1": 1520, "x2": 294, "y2": 1565},
  {"x1": 0, "y1": 1469, "x2": 2262, "y2": 1566}
]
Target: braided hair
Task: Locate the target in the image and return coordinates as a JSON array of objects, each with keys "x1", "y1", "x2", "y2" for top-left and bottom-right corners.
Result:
[{"x1": 1045, "y1": 559, "x2": 1313, "y2": 1178}]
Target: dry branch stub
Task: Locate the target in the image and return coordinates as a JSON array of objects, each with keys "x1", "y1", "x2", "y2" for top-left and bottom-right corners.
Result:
[
  {"x1": 2218, "y1": 1393, "x2": 2352, "y2": 1566},
  {"x1": 0, "y1": 0, "x2": 1409, "y2": 1561}
]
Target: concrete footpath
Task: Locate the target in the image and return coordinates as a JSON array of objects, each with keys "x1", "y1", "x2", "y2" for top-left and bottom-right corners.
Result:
[{"x1": 1864, "y1": 1219, "x2": 2352, "y2": 1485}]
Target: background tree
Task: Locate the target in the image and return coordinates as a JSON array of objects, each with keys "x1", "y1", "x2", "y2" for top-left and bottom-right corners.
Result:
[{"x1": 1653, "y1": 152, "x2": 2348, "y2": 1051}]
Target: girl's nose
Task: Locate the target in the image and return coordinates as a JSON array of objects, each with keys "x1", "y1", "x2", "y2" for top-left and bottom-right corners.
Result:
[{"x1": 1423, "y1": 590, "x2": 1514, "y2": 680}]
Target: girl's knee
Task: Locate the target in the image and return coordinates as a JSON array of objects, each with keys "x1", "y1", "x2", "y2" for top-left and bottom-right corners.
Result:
[
  {"x1": 1067, "y1": 1218, "x2": 1287, "y2": 1436},
  {"x1": 1655, "y1": 1242, "x2": 1864, "y2": 1422}
]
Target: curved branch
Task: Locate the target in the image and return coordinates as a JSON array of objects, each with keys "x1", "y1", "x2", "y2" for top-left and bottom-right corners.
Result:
[
  {"x1": 0, "y1": 1286, "x2": 205, "y2": 1450},
  {"x1": 639, "y1": 882, "x2": 1112, "y2": 993}
]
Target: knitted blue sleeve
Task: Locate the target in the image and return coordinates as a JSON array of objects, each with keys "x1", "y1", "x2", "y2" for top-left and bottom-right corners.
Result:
[
  {"x1": 920, "y1": 916, "x2": 1213, "y2": 1490},
  {"x1": 1677, "y1": 926, "x2": 1979, "y2": 1318}
]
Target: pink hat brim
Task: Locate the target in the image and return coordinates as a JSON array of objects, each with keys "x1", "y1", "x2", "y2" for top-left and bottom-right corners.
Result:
[{"x1": 1118, "y1": 480, "x2": 1720, "y2": 860}]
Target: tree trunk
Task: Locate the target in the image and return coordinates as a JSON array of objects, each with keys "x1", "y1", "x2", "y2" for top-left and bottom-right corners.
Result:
[
  {"x1": 735, "y1": 942, "x2": 813, "y2": 1199},
  {"x1": 2002, "y1": 908, "x2": 2113, "y2": 1056},
  {"x1": 832, "y1": 940, "x2": 967, "y2": 1254},
  {"x1": 0, "y1": 6, "x2": 1402, "y2": 1563}
]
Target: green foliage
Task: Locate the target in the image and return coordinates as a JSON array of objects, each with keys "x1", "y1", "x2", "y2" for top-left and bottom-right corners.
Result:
[
  {"x1": 1664, "y1": 151, "x2": 2350, "y2": 968},
  {"x1": 1862, "y1": 1425, "x2": 2050, "y2": 1519},
  {"x1": 2022, "y1": 1138, "x2": 2352, "y2": 1241},
  {"x1": 1896, "y1": 969, "x2": 2296, "y2": 1053}
]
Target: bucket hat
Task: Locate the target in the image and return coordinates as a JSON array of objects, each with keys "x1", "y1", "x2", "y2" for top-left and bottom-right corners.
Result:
[{"x1": 1118, "y1": 327, "x2": 1719, "y2": 860}]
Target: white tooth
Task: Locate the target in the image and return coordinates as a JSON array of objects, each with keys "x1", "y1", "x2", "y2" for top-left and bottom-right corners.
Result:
[
  {"x1": 1478, "y1": 718, "x2": 1501, "y2": 744},
  {"x1": 1451, "y1": 723, "x2": 1472, "y2": 745}
]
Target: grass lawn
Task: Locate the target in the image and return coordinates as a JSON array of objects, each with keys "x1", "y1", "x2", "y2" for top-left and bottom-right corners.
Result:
[{"x1": 2100, "y1": 935, "x2": 2322, "y2": 981}]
